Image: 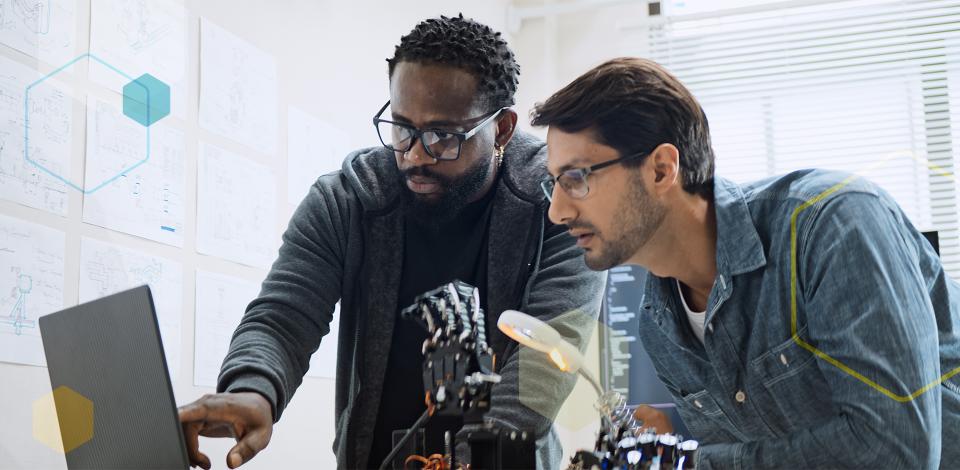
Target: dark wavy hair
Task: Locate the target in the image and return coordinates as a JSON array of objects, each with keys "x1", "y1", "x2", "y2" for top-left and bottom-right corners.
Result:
[{"x1": 531, "y1": 57, "x2": 714, "y2": 198}]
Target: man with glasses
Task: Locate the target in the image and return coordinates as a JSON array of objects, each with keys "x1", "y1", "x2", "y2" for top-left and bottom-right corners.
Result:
[
  {"x1": 177, "y1": 15, "x2": 604, "y2": 470},
  {"x1": 531, "y1": 57, "x2": 960, "y2": 468}
]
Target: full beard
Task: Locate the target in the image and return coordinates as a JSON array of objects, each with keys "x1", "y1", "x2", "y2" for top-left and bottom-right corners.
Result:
[{"x1": 399, "y1": 157, "x2": 492, "y2": 230}]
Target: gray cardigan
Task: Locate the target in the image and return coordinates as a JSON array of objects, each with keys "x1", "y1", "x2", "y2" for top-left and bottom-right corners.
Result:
[{"x1": 216, "y1": 131, "x2": 606, "y2": 469}]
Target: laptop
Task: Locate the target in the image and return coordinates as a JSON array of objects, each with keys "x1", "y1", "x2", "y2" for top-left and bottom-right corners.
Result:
[{"x1": 39, "y1": 285, "x2": 189, "y2": 469}]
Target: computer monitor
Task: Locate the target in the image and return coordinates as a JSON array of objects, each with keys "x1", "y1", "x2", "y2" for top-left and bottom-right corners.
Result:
[
  {"x1": 39, "y1": 285, "x2": 189, "y2": 470},
  {"x1": 600, "y1": 266, "x2": 692, "y2": 437}
]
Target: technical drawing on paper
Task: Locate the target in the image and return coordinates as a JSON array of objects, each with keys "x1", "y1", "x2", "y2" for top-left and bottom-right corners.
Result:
[
  {"x1": 79, "y1": 237, "x2": 183, "y2": 381},
  {"x1": 0, "y1": 0, "x2": 77, "y2": 65},
  {"x1": 193, "y1": 270, "x2": 260, "y2": 387},
  {"x1": 287, "y1": 106, "x2": 351, "y2": 205},
  {"x1": 0, "y1": 55, "x2": 71, "y2": 215},
  {"x1": 83, "y1": 95, "x2": 185, "y2": 246},
  {"x1": 1, "y1": 273, "x2": 34, "y2": 335},
  {"x1": 198, "y1": 17, "x2": 278, "y2": 155},
  {"x1": 0, "y1": 214, "x2": 64, "y2": 366},
  {"x1": 116, "y1": 0, "x2": 171, "y2": 51},
  {"x1": 89, "y1": 0, "x2": 187, "y2": 119},
  {"x1": 9, "y1": 0, "x2": 51, "y2": 34},
  {"x1": 196, "y1": 142, "x2": 277, "y2": 268}
]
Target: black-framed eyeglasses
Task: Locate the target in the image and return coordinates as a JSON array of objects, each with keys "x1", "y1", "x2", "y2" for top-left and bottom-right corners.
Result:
[
  {"x1": 372, "y1": 100, "x2": 506, "y2": 161},
  {"x1": 541, "y1": 151, "x2": 649, "y2": 202}
]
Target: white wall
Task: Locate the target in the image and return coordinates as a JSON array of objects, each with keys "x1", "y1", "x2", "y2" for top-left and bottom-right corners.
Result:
[
  {"x1": 0, "y1": 1, "x2": 515, "y2": 469},
  {"x1": 510, "y1": 0, "x2": 651, "y2": 140},
  {"x1": 0, "y1": 1, "x2": 651, "y2": 468}
]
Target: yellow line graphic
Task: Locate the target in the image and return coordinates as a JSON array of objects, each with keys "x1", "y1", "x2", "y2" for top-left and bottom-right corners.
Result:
[{"x1": 788, "y1": 151, "x2": 960, "y2": 402}]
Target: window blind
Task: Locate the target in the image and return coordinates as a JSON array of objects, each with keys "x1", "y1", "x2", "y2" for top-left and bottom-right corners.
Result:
[{"x1": 627, "y1": 0, "x2": 960, "y2": 277}]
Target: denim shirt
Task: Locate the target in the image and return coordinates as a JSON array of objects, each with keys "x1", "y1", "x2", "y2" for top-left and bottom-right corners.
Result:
[{"x1": 639, "y1": 170, "x2": 960, "y2": 469}]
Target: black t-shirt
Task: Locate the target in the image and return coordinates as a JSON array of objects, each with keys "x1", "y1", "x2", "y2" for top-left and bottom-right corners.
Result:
[{"x1": 367, "y1": 190, "x2": 495, "y2": 468}]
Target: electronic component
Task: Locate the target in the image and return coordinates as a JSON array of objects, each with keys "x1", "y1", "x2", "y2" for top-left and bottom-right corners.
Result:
[{"x1": 380, "y1": 281, "x2": 535, "y2": 470}]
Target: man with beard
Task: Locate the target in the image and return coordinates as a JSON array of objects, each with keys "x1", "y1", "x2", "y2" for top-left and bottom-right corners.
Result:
[
  {"x1": 177, "y1": 15, "x2": 604, "y2": 470},
  {"x1": 531, "y1": 57, "x2": 960, "y2": 469}
]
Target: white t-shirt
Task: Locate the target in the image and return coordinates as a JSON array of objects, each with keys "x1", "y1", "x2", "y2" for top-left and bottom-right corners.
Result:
[{"x1": 676, "y1": 279, "x2": 707, "y2": 343}]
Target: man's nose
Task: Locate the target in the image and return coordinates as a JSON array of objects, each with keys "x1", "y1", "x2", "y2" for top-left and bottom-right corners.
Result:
[
  {"x1": 400, "y1": 138, "x2": 437, "y2": 169},
  {"x1": 547, "y1": 186, "x2": 577, "y2": 226}
]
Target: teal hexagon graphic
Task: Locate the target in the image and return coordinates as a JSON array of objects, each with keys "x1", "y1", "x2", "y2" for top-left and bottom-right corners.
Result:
[
  {"x1": 123, "y1": 73, "x2": 169, "y2": 127},
  {"x1": 23, "y1": 53, "x2": 162, "y2": 194}
]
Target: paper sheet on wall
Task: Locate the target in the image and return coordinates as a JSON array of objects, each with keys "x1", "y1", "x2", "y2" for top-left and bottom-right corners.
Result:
[
  {"x1": 78, "y1": 237, "x2": 182, "y2": 380},
  {"x1": 199, "y1": 17, "x2": 278, "y2": 155},
  {"x1": 89, "y1": 0, "x2": 188, "y2": 119},
  {"x1": 0, "y1": 214, "x2": 64, "y2": 366},
  {"x1": 82, "y1": 94, "x2": 185, "y2": 246},
  {"x1": 197, "y1": 142, "x2": 277, "y2": 268},
  {"x1": 0, "y1": 55, "x2": 72, "y2": 216},
  {"x1": 193, "y1": 270, "x2": 260, "y2": 388},
  {"x1": 305, "y1": 302, "x2": 339, "y2": 379},
  {"x1": 287, "y1": 106, "x2": 351, "y2": 205},
  {"x1": 0, "y1": 0, "x2": 77, "y2": 66}
]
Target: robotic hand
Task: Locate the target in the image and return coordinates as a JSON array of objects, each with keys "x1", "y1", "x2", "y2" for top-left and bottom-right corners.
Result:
[
  {"x1": 384, "y1": 281, "x2": 535, "y2": 470},
  {"x1": 401, "y1": 280, "x2": 501, "y2": 421}
]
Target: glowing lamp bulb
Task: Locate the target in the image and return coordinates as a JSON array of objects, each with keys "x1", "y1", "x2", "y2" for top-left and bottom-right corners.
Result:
[{"x1": 549, "y1": 348, "x2": 569, "y2": 371}]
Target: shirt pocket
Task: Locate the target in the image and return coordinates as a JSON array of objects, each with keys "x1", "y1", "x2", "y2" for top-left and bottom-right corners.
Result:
[
  {"x1": 749, "y1": 327, "x2": 833, "y2": 429},
  {"x1": 658, "y1": 375, "x2": 745, "y2": 443}
]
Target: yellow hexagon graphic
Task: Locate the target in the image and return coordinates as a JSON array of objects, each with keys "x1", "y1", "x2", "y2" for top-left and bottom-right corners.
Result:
[
  {"x1": 33, "y1": 386, "x2": 94, "y2": 453},
  {"x1": 790, "y1": 151, "x2": 960, "y2": 402}
]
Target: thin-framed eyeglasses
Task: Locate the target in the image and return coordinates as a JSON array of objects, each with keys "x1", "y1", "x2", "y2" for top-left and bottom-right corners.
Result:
[
  {"x1": 373, "y1": 100, "x2": 506, "y2": 161},
  {"x1": 540, "y1": 151, "x2": 649, "y2": 202}
]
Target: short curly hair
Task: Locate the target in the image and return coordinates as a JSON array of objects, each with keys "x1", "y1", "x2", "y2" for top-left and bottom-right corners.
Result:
[{"x1": 387, "y1": 14, "x2": 520, "y2": 112}]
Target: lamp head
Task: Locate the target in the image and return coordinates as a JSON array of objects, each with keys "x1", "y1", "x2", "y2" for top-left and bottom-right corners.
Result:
[{"x1": 497, "y1": 310, "x2": 584, "y2": 373}]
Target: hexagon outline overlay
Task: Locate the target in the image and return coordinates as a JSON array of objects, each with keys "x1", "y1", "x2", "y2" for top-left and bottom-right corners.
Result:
[
  {"x1": 789, "y1": 151, "x2": 960, "y2": 402},
  {"x1": 23, "y1": 52, "x2": 152, "y2": 194}
]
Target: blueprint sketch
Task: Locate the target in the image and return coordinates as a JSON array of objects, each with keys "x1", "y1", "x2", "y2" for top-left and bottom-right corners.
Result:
[
  {"x1": 193, "y1": 270, "x2": 260, "y2": 387},
  {"x1": 196, "y1": 142, "x2": 277, "y2": 268},
  {"x1": 89, "y1": 0, "x2": 187, "y2": 119},
  {"x1": 0, "y1": 55, "x2": 71, "y2": 216},
  {"x1": 287, "y1": 106, "x2": 351, "y2": 205},
  {"x1": 0, "y1": 0, "x2": 77, "y2": 65},
  {"x1": 0, "y1": 214, "x2": 64, "y2": 366},
  {"x1": 82, "y1": 94, "x2": 185, "y2": 246},
  {"x1": 199, "y1": 17, "x2": 278, "y2": 155},
  {"x1": 79, "y1": 237, "x2": 182, "y2": 380}
]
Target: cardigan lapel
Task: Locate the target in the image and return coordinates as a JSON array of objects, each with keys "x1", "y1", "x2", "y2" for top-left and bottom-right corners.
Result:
[
  {"x1": 353, "y1": 208, "x2": 404, "y2": 468},
  {"x1": 486, "y1": 181, "x2": 540, "y2": 364}
]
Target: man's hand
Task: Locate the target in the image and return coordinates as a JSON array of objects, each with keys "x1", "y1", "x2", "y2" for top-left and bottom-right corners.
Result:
[
  {"x1": 178, "y1": 392, "x2": 274, "y2": 469},
  {"x1": 633, "y1": 404, "x2": 674, "y2": 434}
]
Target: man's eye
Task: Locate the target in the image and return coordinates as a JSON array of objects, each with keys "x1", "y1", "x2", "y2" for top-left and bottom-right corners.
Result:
[{"x1": 433, "y1": 131, "x2": 453, "y2": 140}]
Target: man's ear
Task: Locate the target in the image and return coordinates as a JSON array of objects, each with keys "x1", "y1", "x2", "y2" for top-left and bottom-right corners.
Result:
[
  {"x1": 648, "y1": 143, "x2": 681, "y2": 192},
  {"x1": 495, "y1": 109, "x2": 519, "y2": 148}
]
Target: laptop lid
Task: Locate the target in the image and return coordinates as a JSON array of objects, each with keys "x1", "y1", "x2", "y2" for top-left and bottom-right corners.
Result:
[{"x1": 39, "y1": 285, "x2": 188, "y2": 470}]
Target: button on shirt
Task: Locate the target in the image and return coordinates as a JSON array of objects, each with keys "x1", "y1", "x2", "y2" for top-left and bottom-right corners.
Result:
[{"x1": 638, "y1": 170, "x2": 960, "y2": 470}]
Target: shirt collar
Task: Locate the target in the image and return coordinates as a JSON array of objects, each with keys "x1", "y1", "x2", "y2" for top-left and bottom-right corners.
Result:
[
  {"x1": 641, "y1": 177, "x2": 767, "y2": 314},
  {"x1": 713, "y1": 176, "x2": 767, "y2": 277}
]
